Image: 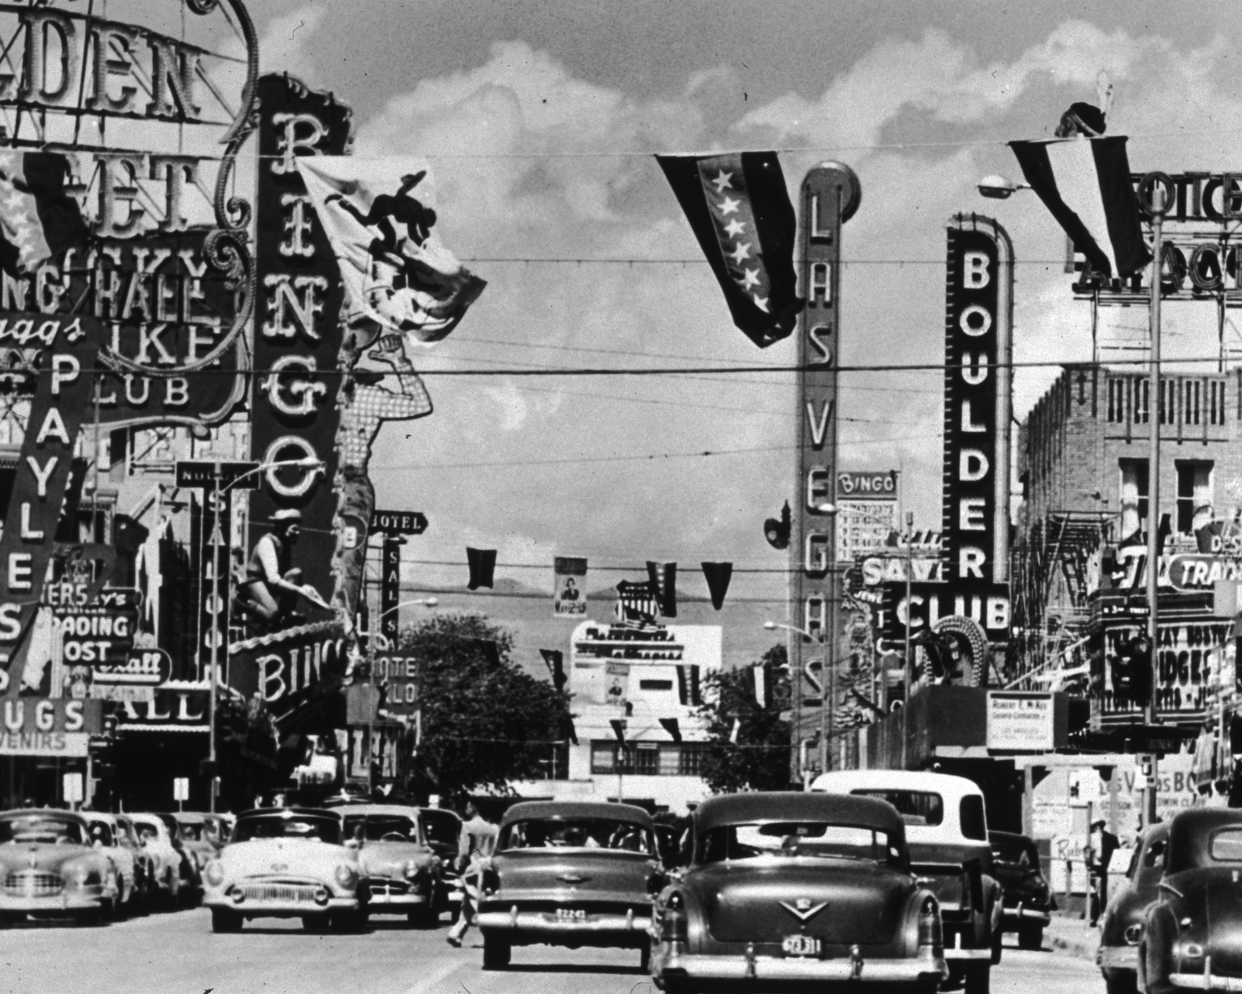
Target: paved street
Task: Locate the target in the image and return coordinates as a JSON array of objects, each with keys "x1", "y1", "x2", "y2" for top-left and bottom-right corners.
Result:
[{"x1": 0, "y1": 909, "x2": 1102, "y2": 994}]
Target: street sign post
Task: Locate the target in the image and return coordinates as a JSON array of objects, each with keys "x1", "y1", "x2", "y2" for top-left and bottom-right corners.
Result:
[
  {"x1": 173, "y1": 777, "x2": 190, "y2": 812},
  {"x1": 373, "y1": 510, "x2": 428, "y2": 536},
  {"x1": 175, "y1": 460, "x2": 261, "y2": 490}
]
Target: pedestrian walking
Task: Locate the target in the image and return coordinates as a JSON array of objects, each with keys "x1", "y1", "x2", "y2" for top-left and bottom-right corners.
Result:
[
  {"x1": 446, "y1": 802, "x2": 498, "y2": 947},
  {"x1": 1087, "y1": 818, "x2": 1119, "y2": 926}
]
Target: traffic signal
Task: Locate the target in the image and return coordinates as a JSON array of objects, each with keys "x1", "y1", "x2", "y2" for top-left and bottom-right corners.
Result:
[{"x1": 1110, "y1": 634, "x2": 1153, "y2": 707}]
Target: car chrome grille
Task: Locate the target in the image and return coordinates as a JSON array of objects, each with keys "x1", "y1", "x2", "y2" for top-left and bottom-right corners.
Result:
[
  {"x1": 3, "y1": 871, "x2": 63, "y2": 897},
  {"x1": 371, "y1": 880, "x2": 410, "y2": 896},
  {"x1": 238, "y1": 883, "x2": 319, "y2": 903}
]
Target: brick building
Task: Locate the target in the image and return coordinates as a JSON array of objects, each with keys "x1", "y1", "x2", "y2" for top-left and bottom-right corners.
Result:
[{"x1": 1013, "y1": 364, "x2": 1242, "y2": 685}]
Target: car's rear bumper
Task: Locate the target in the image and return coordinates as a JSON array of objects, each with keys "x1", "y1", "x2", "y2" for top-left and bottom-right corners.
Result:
[
  {"x1": 1097, "y1": 945, "x2": 1139, "y2": 971},
  {"x1": 478, "y1": 908, "x2": 652, "y2": 937},
  {"x1": 1169, "y1": 969, "x2": 1242, "y2": 990},
  {"x1": 942, "y1": 928, "x2": 993, "y2": 961},
  {"x1": 656, "y1": 948, "x2": 947, "y2": 986}
]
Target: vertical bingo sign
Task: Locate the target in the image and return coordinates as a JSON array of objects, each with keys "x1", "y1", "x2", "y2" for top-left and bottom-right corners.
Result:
[{"x1": 790, "y1": 163, "x2": 860, "y2": 766}]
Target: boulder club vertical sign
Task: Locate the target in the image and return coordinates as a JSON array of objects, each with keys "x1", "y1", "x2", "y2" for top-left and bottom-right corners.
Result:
[
  {"x1": 790, "y1": 163, "x2": 860, "y2": 746},
  {"x1": 939, "y1": 215, "x2": 1012, "y2": 643}
]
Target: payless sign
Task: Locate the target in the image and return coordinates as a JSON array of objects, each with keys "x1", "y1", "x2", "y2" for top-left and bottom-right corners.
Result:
[{"x1": 940, "y1": 216, "x2": 1012, "y2": 640}]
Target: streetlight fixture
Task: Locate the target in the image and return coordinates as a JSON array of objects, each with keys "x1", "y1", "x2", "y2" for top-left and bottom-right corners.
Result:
[
  {"x1": 977, "y1": 175, "x2": 1031, "y2": 200},
  {"x1": 202, "y1": 456, "x2": 325, "y2": 813}
]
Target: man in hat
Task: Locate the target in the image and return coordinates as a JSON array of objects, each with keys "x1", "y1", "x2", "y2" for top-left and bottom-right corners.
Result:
[
  {"x1": 1087, "y1": 817, "x2": 1119, "y2": 925},
  {"x1": 233, "y1": 509, "x2": 328, "y2": 633}
]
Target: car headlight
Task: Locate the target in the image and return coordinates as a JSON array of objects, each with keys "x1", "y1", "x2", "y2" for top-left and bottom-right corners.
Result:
[
  {"x1": 334, "y1": 864, "x2": 357, "y2": 888},
  {"x1": 403, "y1": 860, "x2": 423, "y2": 880},
  {"x1": 204, "y1": 861, "x2": 225, "y2": 887}
]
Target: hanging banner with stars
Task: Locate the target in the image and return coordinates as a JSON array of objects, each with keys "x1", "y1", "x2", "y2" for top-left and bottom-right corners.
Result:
[{"x1": 656, "y1": 151, "x2": 802, "y2": 348}]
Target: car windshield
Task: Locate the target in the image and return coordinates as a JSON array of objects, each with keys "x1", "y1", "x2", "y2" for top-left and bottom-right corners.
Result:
[
  {"x1": 342, "y1": 815, "x2": 419, "y2": 842},
  {"x1": 133, "y1": 820, "x2": 162, "y2": 842},
  {"x1": 849, "y1": 790, "x2": 943, "y2": 827},
  {"x1": 421, "y1": 812, "x2": 460, "y2": 848},
  {"x1": 501, "y1": 818, "x2": 655, "y2": 854},
  {"x1": 178, "y1": 822, "x2": 207, "y2": 842},
  {"x1": 0, "y1": 815, "x2": 85, "y2": 845},
  {"x1": 233, "y1": 816, "x2": 341, "y2": 844},
  {"x1": 87, "y1": 820, "x2": 114, "y2": 846},
  {"x1": 699, "y1": 821, "x2": 901, "y2": 866}
]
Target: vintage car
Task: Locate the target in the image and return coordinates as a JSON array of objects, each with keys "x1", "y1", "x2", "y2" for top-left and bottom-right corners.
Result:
[
  {"x1": 332, "y1": 804, "x2": 443, "y2": 926},
  {"x1": 1097, "y1": 821, "x2": 1169, "y2": 994},
  {"x1": 131, "y1": 812, "x2": 187, "y2": 908},
  {"x1": 650, "y1": 792, "x2": 947, "y2": 993},
  {"x1": 0, "y1": 809, "x2": 120, "y2": 924},
  {"x1": 420, "y1": 806, "x2": 463, "y2": 920},
  {"x1": 154, "y1": 812, "x2": 203, "y2": 905},
  {"x1": 989, "y1": 830, "x2": 1053, "y2": 950},
  {"x1": 477, "y1": 801, "x2": 661, "y2": 970},
  {"x1": 1139, "y1": 808, "x2": 1242, "y2": 994},
  {"x1": 814, "y1": 769, "x2": 1002, "y2": 992},
  {"x1": 84, "y1": 813, "x2": 141, "y2": 917},
  {"x1": 169, "y1": 812, "x2": 227, "y2": 878},
  {"x1": 202, "y1": 807, "x2": 368, "y2": 933}
]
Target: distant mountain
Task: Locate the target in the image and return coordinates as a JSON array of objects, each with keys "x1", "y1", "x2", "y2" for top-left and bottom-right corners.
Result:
[{"x1": 401, "y1": 577, "x2": 545, "y2": 597}]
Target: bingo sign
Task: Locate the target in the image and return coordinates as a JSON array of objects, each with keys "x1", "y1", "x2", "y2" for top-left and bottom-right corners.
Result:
[
  {"x1": 835, "y1": 470, "x2": 899, "y2": 562},
  {"x1": 373, "y1": 653, "x2": 420, "y2": 716}
]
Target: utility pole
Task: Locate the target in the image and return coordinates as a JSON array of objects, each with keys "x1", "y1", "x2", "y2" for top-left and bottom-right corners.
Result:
[
  {"x1": 1145, "y1": 179, "x2": 1168, "y2": 827},
  {"x1": 902, "y1": 510, "x2": 913, "y2": 770},
  {"x1": 208, "y1": 459, "x2": 221, "y2": 814}
]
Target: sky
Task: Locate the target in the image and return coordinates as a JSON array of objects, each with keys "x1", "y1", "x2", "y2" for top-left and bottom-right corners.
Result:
[{"x1": 204, "y1": 0, "x2": 1242, "y2": 617}]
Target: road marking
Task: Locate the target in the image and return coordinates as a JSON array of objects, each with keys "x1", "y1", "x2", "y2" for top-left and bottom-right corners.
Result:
[{"x1": 400, "y1": 958, "x2": 462, "y2": 994}]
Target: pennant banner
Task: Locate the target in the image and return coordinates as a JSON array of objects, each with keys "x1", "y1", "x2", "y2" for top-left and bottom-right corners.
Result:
[
  {"x1": 297, "y1": 157, "x2": 486, "y2": 346},
  {"x1": 553, "y1": 556, "x2": 588, "y2": 617},
  {"x1": 1009, "y1": 136, "x2": 1150, "y2": 278},
  {"x1": 646, "y1": 561, "x2": 678, "y2": 618},
  {"x1": 656, "y1": 151, "x2": 801, "y2": 347},
  {"x1": 701, "y1": 561, "x2": 733, "y2": 611},
  {"x1": 466, "y1": 547, "x2": 496, "y2": 591}
]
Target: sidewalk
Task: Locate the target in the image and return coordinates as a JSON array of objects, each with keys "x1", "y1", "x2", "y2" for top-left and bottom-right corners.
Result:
[{"x1": 1044, "y1": 913, "x2": 1099, "y2": 962}]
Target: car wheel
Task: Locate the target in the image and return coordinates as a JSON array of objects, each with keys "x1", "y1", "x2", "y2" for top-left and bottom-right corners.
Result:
[
  {"x1": 408, "y1": 907, "x2": 437, "y2": 929},
  {"x1": 1018, "y1": 923, "x2": 1043, "y2": 951},
  {"x1": 963, "y1": 961, "x2": 990, "y2": 994},
  {"x1": 1104, "y1": 968, "x2": 1139, "y2": 993},
  {"x1": 211, "y1": 909, "x2": 243, "y2": 933},
  {"x1": 639, "y1": 937, "x2": 651, "y2": 974},
  {"x1": 482, "y1": 933, "x2": 511, "y2": 970}
]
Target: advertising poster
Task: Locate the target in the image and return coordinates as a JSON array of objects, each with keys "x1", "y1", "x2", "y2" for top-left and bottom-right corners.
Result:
[{"x1": 554, "y1": 556, "x2": 588, "y2": 617}]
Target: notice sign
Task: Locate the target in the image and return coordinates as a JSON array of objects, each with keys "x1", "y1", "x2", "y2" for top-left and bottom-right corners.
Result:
[
  {"x1": 553, "y1": 557, "x2": 588, "y2": 617},
  {"x1": 986, "y1": 692, "x2": 1053, "y2": 750}
]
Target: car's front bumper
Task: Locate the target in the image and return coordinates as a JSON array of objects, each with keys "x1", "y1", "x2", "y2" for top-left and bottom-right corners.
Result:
[
  {"x1": 1169, "y1": 967, "x2": 1242, "y2": 990},
  {"x1": 204, "y1": 885, "x2": 360, "y2": 918},
  {"x1": 656, "y1": 946, "x2": 947, "y2": 986},
  {"x1": 0, "y1": 888, "x2": 108, "y2": 914},
  {"x1": 1097, "y1": 945, "x2": 1139, "y2": 971},
  {"x1": 368, "y1": 883, "x2": 429, "y2": 910},
  {"x1": 478, "y1": 907, "x2": 652, "y2": 938},
  {"x1": 942, "y1": 928, "x2": 993, "y2": 961}
]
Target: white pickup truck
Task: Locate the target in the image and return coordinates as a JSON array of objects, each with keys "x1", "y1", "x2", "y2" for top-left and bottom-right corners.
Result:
[{"x1": 813, "y1": 770, "x2": 1004, "y2": 994}]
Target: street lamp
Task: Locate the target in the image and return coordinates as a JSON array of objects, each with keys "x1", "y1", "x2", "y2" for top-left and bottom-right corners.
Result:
[
  {"x1": 765, "y1": 619, "x2": 832, "y2": 779},
  {"x1": 202, "y1": 455, "x2": 325, "y2": 813},
  {"x1": 977, "y1": 175, "x2": 1031, "y2": 200}
]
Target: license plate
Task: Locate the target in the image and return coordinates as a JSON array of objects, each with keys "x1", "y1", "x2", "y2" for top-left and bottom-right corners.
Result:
[
  {"x1": 782, "y1": 935, "x2": 821, "y2": 957},
  {"x1": 556, "y1": 908, "x2": 587, "y2": 921}
]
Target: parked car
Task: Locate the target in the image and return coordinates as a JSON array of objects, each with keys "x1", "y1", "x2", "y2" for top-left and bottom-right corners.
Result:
[
  {"x1": 130, "y1": 813, "x2": 186, "y2": 908},
  {"x1": 989, "y1": 830, "x2": 1054, "y2": 950},
  {"x1": 813, "y1": 769, "x2": 1002, "y2": 993},
  {"x1": 332, "y1": 804, "x2": 443, "y2": 926},
  {"x1": 201, "y1": 807, "x2": 368, "y2": 933},
  {"x1": 1097, "y1": 821, "x2": 1169, "y2": 994},
  {"x1": 0, "y1": 809, "x2": 120, "y2": 924},
  {"x1": 153, "y1": 813, "x2": 203, "y2": 905},
  {"x1": 1139, "y1": 809, "x2": 1242, "y2": 994},
  {"x1": 114, "y1": 814, "x2": 157, "y2": 913},
  {"x1": 477, "y1": 801, "x2": 660, "y2": 971},
  {"x1": 167, "y1": 813, "x2": 223, "y2": 887},
  {"x1": 84, "y1": 813, "x2": 139, "y2": 918},
  {"x1": 649, "y1": 791, "x2": 947, "y2": 992},
  {"x1": 419, "y1": 806, "x2": 463, "y2": 920}
]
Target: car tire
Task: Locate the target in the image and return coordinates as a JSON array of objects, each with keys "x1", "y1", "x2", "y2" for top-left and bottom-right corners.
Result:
[
  {"x1": 1104, "y1": 968, "x2": 1139, "y2": 993},
  {"x1": 963, "y1": 961, "x2": 990, "y2": 994},
  {"x1": 211, "y1": 909, "x2": 243, "y2": 933},
  {"x1": 1018, "y1": 923, "x2": 1043, "y2": 951},
  {"x1": 482, "y1": 933, "x2": 511, "y2": 970}
]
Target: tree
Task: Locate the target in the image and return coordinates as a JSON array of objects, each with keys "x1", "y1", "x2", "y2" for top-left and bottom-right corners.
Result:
[
  {"x1": 399, "y1": 613, "x2": 572, "y2": 798},
  {"x1": 697, "y1": 644, "x2": 791, "y2": 794}
]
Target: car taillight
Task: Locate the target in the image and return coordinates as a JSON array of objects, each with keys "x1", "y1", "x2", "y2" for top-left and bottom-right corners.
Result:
[
  {"x1": 918, "y1": 896, "x2": 942, "y2": 951},
  {"x1": 661, "y1": 892, "x2": 687, "y2": 943}
]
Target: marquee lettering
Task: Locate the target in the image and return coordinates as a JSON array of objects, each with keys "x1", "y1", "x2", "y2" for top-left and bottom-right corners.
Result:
[{"x1": 262, "y1": 274, "x2": 327, "y2": 342}]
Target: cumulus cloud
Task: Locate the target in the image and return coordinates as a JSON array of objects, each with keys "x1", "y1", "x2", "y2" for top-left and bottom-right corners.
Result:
[{"x1": 256, "y1": 5, "x2": 326, "y2": 80}]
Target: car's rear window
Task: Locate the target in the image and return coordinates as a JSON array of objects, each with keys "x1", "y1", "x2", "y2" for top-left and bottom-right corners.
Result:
[
  {"x1": 699, "y1": 821, "x2": 901, "y2": 867},
  {"x1": 850, "y1": 790, "x2": 944, "y2": 827},
  {"x1": 500, "y1": 818, "x2": 654, "y2": 854},
  {"x1": 343, "y1": 815, "x2": 418, "y2": 842},
  {"x1": 960, "y1": 797, "x2": 987, "y2": 841},
  {"x1": 1210, "y1": 828, "x2": 1242, "y2": 862}
]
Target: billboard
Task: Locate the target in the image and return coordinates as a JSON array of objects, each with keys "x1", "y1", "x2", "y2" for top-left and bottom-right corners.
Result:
[
  {"x1": 940, "y1": 215, "x2": 1012, "y2": 648},
  {"x1": 835, "y1": 469, "x2": 898, "y2": 563}
]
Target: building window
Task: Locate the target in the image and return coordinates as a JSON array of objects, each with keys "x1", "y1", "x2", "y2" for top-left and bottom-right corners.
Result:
[
  {"x1": 1133, "y1": 379, "x2": 1149, "y2": 425},
  {"x1": 1175, "y1": 461, "x2": 1213, "y2": 536},
  {"x1": 1119, "y1": 459, "x2": 1148, "y2": 543},
  {"x1": 632, "y1": 743, "x2": 658, "y2": 775},
  {"x1": 591, "y1": 741, "x2": 616, "y2": 773},
  {"x1": 639, "y1": 679, "x2": 673, "y2": 691},
  {"x1": 679, "y1": 743, "x2": 708, "y2": 776},
  {"x1": 658, "y1": 746, "x2": 681, "y2": 776},
  {"x1": 590, "y1": 740, "x2": 711, "y2": 777}
]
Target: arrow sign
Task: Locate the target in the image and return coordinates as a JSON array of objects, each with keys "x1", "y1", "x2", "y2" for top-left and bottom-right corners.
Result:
[
  {"x1": 175, "y1": 460, "x2": 260, "y2": 490},
  {"x1": 373, "y1": 510, "x2": 428, "y2": 536}
]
